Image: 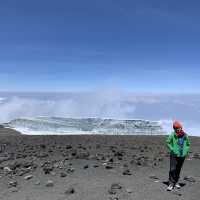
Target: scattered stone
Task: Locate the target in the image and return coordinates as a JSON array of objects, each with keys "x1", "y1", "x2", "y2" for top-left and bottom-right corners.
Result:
[
  {"x1": 172, "y1": 191, "x2": 182, "y2": 196},
  {"x1": 108, "y1": 188, "x2": 117, "y2": 195},
  {"x1": 65, "y1": 186, "x2": 75, "y2": 195},
  {"x1": 67, "y1": 167, "x2": 75, "y2": 173},
  {"x1": 83, "y1": 164, "x2": 89, "y2": 169},
  {"x1": 105, "y1": 165, "x2": 114, "y2": 169},
  {"x1": 34, "y1": 180, "x2": 40, "y2": 185},
  {"x1": 108, "y1": 183, "x2": 122, "y2": 195},
  {"x1": 184, "y1": 176, "x2": 196, "y2": 183},
  {"x1": 109, "y1": 197, "x2": 119, "y2": 200},
  {"x1": 193, "y1": 153, "x2": 200, "y2": 159},
  {"x1": 22, "y1": 161, "x2": 37, "y2": 169},
  {"x1": 8, "y1": 180, "x2": 18, "y2": 187},
  {"x1": 4, "y1": 166, "x2": 12, "y2": 173},
  {"x1": 149, "y1": 175, "x2": 159, "y2": 180},
  {"x1": 122, "y1": 169, "x2": 132, "y2": 175},
  {"x1": 65, "y1": 145, "x2": 72, "y2": 149},
  {"x1": 0, "y1": 156, "x2": 10, "y2": 164},
  {"x1": 76, "y1": 151, "x2": 90, "y2": 159},
  {"x1": 71, "y1": 150, "x2": 77, "y2": 157},
  {"x1": 60, "y1": 172, "x2": 67, "y2": 177},
  {"x1": 95, "y1": 154, "x2": 105, "y2": 160},
  {"x1": 117, "y1": 156, "x2": 123, "y2": 160},
  {"x1": 126, "y1": 188, "x2": 133, "y2": 193},
  {"x1": 38, "y1": 152, "x2": 49, "y2": 158},
  {"x1": 10, "y1": 187, "x2": 18, "y2": 193},
  {"x1": 104, "y1": 163, "x2": 114, "y2": 169},
  {"x1": 108, "y1": 158, "x2": 114, "y2": 163},
  {"x1": 40, "y1": 144, "x2": 46, "y2": 149},
  {"x1": 88, "y1": 155, "x2": 96, "y2": 160},
  {"x1": 24, "y1": 175, "x2": 33, "y2": 180},
  {"x1": 43, "y1": 163, "x2": 54, "y2": 174},
  {"x1": 136, "y1": 161, "x2": 142, "y2": 166},
  {"x1": 18, "y1": 168, "x2": 31, "y2": 176},
  {"x1": 111, "y1": 183, "x2": 122, "y2": 190},
  {"x1": 46, "y1": 180, "x2": 54, "y2": 187},
  {"x1": 123, "y1": 163, "x2": 128, "y2": 168}
]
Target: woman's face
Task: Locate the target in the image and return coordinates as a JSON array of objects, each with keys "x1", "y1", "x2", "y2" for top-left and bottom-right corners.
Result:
[{"x1": 175, "y1": 128, "x2": 182, "y2": 133}]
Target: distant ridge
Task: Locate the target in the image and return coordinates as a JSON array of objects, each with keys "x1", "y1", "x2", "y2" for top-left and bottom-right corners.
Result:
[
  {"x1": 5, "y1": 117, "x2": 164, "y2": 135},
  {"x1": 0, "y1": 126, "x2": 21, "y2": 136}
]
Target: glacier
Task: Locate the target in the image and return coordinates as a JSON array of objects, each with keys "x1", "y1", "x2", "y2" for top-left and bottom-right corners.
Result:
[{"x1": 5, "y1": 117, "x2": 164, "y2": 135}]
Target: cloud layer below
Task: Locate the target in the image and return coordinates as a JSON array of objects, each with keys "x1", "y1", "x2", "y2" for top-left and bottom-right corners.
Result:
[{"x1": 0, "y1": 91, "x2": 199, "y2": 135}]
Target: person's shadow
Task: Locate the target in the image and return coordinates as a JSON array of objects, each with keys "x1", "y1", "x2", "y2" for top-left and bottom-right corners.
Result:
[{"x1": 162, "y1": 181, "x2": 186, "y2": 187}]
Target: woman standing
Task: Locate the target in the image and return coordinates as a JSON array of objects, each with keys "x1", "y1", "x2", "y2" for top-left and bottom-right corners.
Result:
[{"x1": 166, "y1": 121, "x2": 190, "y2": 191}]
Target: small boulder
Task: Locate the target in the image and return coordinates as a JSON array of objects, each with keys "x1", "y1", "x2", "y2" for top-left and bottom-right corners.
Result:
[
  {"x1": 4, "y1": 166, "x2": 12, "y2": 173},
  {"x1": 38, "y1": 152, "x2": 49, "y2": 158},
  {"x1": 34, "y1": 180, "x2": 40, "y2": 185},
  {"x1": 109, "y1": 197, "x2": 119, "y2": 200},
  {"x1": 24, "y1": 175, "x2": 33, "y2": 180},
  {"x1": 193, "y1": 153, "x2": 200, "y2": 159},
  {"x1": 65, "y1": 186, "x2": 75, "y2": 195},
  {"x1": 46, "y1": 180, "x2": 54, "y2": 187},
  {"x1": 104, "y1": 163, "x2": 114, "y2": 169},
  {"x1": 108, "y1": 188, "x2": 117, "y2": 195},
  {"x1": 83, "y1": 165, "x2": 89, "y2": 169},
  {"x1": 60, "y1": 172, "x2": 67, "y2": 177},
  {"x1": 43, "y1": 164, "x2": 54, "y2": 174},
  {"x1": 67, "y1": 167, "x2": 75, "y2": 173},
  {"x1": 122, "y1": 169, "x2": 132, "y2": 175},
  {"x1": 126, "y1": 188, "x2": 133, "y2": 193},
  {"x1": 108, "y1": 183, "x2": 122, "y2": 195},
  {"x1": 111, "y1": 183, "x2": 122, "y2": 190},
  {"x1": 8, "y1": 180, "x2": 18, "y2": 188},
  {"x1": 10, "y1": 187, "x2": 18, "y2": 193},
  {"x1": 66, "y1": 145, "x2": 72, "y2": 149},
  {"x1": 149, "y1": 174, "x2": 159, "y2": 180},
  {"x1": 184, "y1": 176, "x2": 196, "y2": 183}
]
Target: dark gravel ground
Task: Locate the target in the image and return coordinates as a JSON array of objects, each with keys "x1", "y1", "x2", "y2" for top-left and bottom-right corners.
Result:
[{"x1": 0, "y1": 128, "x2": 200, "y2": 200}]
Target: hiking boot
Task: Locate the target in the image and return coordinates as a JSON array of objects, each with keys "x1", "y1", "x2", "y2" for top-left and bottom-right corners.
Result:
[
  {"x1": 167, "y1": 184, "x2": 174, "y2": 191},
  {"x1": 175, "y1": 183, "x2": 181, "y2": 189}
]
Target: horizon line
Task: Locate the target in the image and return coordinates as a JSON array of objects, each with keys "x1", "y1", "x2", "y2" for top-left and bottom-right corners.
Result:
[{"x1": 0, "y1": 90, "x2": 200, "y2": 96}]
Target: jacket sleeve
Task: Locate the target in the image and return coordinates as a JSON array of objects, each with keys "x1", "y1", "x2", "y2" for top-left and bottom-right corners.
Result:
[
  {"x1": 166, "y1": 134, "x2": 173, "y2": 153},
  {"x1": 184, "y1": 134, "x2": 190, "y2": 156}
]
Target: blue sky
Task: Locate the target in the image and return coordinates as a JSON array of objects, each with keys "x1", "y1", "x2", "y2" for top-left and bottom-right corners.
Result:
[{"x1": 0, "y1": 0, "x2": 200, "y2": 92}]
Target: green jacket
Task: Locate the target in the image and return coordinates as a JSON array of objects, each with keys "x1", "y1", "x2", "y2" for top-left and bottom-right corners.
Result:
[{"x1": 166, "y1": 132, "x2": 190, "y2": 157}]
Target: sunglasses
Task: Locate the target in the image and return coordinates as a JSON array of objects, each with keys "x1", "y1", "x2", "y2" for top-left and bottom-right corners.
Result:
[{"x1": 175, "y1": 128, "x2": 182, "y2": 131}]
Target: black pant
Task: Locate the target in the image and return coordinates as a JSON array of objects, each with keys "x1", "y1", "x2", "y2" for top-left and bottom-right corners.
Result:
[{"x1": 169, "y1": 154, "x2": 185, "y2": 185}]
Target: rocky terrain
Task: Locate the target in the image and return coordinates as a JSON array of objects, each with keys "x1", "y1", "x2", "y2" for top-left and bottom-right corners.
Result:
[{"x1": 0, "y1": 127, "x2": 200, "y2": 200}]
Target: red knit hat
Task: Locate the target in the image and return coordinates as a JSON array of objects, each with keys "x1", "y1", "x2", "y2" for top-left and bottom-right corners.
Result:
[{"x1": 173, "y1": 120, "x2": 183, "y2": 129}]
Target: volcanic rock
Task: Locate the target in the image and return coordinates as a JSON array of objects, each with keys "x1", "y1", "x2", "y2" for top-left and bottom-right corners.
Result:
[
  {"x1": 122, "y1": 169, "x2": 132, "y2": 175},
  {"x1": 8, "y1": 180, "x2": 18, "y2": 187},
  {"x1": 65, "y1": 186, "x2": 75, "y2": 195},
  {"x1": 108, "y1": 183, "x2": 122, "y2": 195},
  {"x1": 24, "y1": 175, "x2": 33, "y2": 180},
  {"x1": 60, "y1": 172, "x2": 67, "y2": 177},
  {"x1": 46, "y1": 180, "x2": 54, "y2": 187},
  {"x1": 184, "y1": 176, "x2": 196, "y2": 183}
]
